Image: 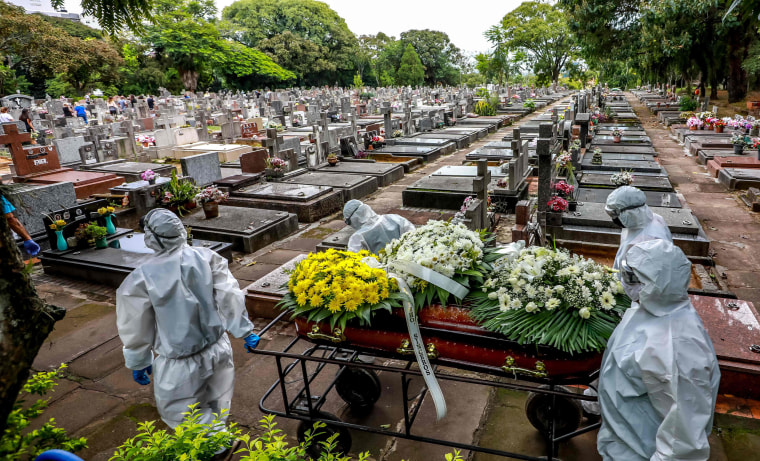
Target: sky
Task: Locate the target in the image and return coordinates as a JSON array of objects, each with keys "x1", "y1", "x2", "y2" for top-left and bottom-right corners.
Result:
[{"x1": 60, "y1": 0, "x2": 525, "y2": 55}]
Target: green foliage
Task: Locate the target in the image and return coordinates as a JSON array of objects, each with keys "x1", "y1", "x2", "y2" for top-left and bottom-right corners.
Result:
[
  {"x1": 475, "y1": 88, "x2": 490, "y2": 98},
  {"x1": 1, "y1": 365, "x2": 87, "y2": 460},
  {"x1": 223, "y1": 0, "x2": 358, "y2": 85},
  {"x1": 352, "y1": 73, "x2": 364, "y2": 89},
  {"x1": 160, "y1": 170, "x2": 200, "y2": 215},
  {"x1": 398, "y1": 29, "x2": 462, "y2": 85},
  {"x1": 523, "y1": 99, "x2": 536, "y2": 109},
  {"x1": 396, "y1": 44, "x2": 425, "y2": 87},
  {"x1": 473, "y1": 100, "x2": 496, "y2": 116},
  {"x1": 679, "y1": 96, "x2": 699, "y2": 111},
  {"x1": 488, "y1": 2, "x2": 577, "y2": 84},
  {"x1": 36, "y1": 14, "x2": 103, "y2": 39},
  {"x1": 86, "y1": 224, "x2": 107, "y2": 241},
  {"x1": 462, "y1": 72, "x2": 486, "y2": 88},
  {"x1": 44, "y1": 74, "x2": 76, "y2": 99},
  {"x1": 0, "y1": 65, "x2": 31, "y2": 94}
]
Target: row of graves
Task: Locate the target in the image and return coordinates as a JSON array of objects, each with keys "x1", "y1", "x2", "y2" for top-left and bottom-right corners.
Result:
[
  {"x1": 1, "y1": 84, "x2": 552, "y2": 290},
  {"x1": 634, "y1": 88, "x2": 760, "y2": 211},
  {"x1": 524, "y1": 91, "x2": 760, "y2": 402}
]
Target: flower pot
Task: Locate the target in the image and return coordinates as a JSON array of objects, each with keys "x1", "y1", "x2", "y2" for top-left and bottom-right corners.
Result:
[
  {"x1": 708, "y1": 125, "x2": 714, "y2": 131},
  {"x1": 613, "y1": 136, "x2": 621, "y2": 143},
  {"x1": 568, "y1": 201, "x2": 578, "y2": 212},
  {"x1": 148, "y1": 178, "x2": 156, "y2": 185},
  {"x1": 689, "y1": 126, "x2": 697, "y2": 131},
  {"x1": 734, "y1": 144, "x2": 745, "y2": 155},
  {"x1": 87, "y1": 238, "x2": 96, "y2": 248},
  {"x1": 546, "y1": 212, "x2": 563, "y2": 227},
  {"x1": 55, "y1": 230, "x2": 68, "y2": 251},
  {"x1": 265, "y1": 168, "x2": 284, "y2": 178},
  {"x1": 716, "y1": 125, "x2": 724, "y2": 133},
  {"x1": 203, "y1": 201, "x2": 219, "y2": 219},
  {"x1": 95, "y1": 237, "x2": 108, "y2": 249},
  {"x1": 142, "y1": 142, "x2": 150, "y2": 147},
  {"x1": 103, "y1": 214, "x2": 116, "y2": 235},
  {"x1": 328, "y1": 158, "x2": 338, "y2": 166},
  {"x1": 699, "y1": 125, "x2": 705, "y2": 130}
]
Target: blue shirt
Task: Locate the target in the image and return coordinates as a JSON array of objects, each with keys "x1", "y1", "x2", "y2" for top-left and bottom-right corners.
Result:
[
  {"x1": 1, "y1": 196, "x2": 15, "y2": 215},
  {"x1": 75, "y1": 106, "x2": 86, "y2": 117}
]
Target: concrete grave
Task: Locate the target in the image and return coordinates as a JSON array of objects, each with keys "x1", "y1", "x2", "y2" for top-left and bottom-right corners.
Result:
[
  {"x1": 228, "y1": 182, "x2": 343, "y2": 222},
  {"x1": 281, "y1": 171, "x2": 378, "y2": 202},
  {"x1": 181, "y1": 151, "x2": 222, "y2": 186}
]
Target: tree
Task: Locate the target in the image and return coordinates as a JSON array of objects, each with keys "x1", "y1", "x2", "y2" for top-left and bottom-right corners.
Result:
[
  {"x1": 223, "y1": 0, "x2": 357, "y2": 85},
  {"x1": 397, "y1": 43, "x2": 425, "y2": 86},
  {"x1": 489, "y1": 1, "x2": 578, "y2": 85},
  {"x1": 0, "y1": 185, "x2": 66, "y2": 433},
  {"x1": 50, "y1": 0, "x2": 153, "y2": 35},
  {"x1": 143, "y1": 0, "x2": 294, "y2": 91},
  {"x1": 356, "y1": 33, "x2": 395, "y2": 85},
  {"x1": 257, "y1": 31, "x2": 334, "y2": 86},
  {"x1": 399, "y1": 29, "x2": 462, "y2": 85}
]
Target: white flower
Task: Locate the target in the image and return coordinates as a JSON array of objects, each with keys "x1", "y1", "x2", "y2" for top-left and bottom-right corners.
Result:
[
  {"x1": 600, "y1": 291, "x2": 615, "y2": 310},
  {"x1": 544, "y1": 287, "x2": 554, "y2": 298},
  {"x1": 510, "y1": 298, "x2": 522, "y2": 310},
  {"x1": 579, "y1": 307, "x2": 591, "y2": 319},
  {"x1": 546, "y1": 298, "x2": 561, "y2": 310},
  {"x1": 488, "y1": 292, "x2": 498, "y2": 300},
  {"x1": 525, "y1": 286, "x2": 537, "y2": 298},
  {"x1": 525, "y1": 302, "x2": 538, "y2": 313},
  {"x1": 554, "y1": 285, "x2": 565, "y2": 293},
  {"x1": 581, "y1": 286, "x2": 592, "y2": 300}
]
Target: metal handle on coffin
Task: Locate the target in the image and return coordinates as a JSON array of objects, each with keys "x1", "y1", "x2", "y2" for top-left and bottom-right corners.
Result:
[
  {"x1": 306, "y1": 325, "x2": 346, "y2": 343},
  {"x1": 501, "y1": 356, "x2": 548, "y2": 378},
  {"x1": 397, "y1": 339, "x2": 439, "y2": 359}
]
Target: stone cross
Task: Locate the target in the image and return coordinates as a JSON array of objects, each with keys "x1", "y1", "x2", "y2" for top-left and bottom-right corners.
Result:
[
  {"x1": 537, "y1": 122, "x2": 557, "y2": 237},
  {"x1": 474, "y1": 159, "x2": 490, "y2": 228},
  {"x1": 0, "y1": 123, "x2": 62, "y2": 177},
  {"x1": 262, "y1": 128, "x2": 283, "y2": 157},
  {"x1": 381, "y1": 107, "x2": 392, "y2": 138}
]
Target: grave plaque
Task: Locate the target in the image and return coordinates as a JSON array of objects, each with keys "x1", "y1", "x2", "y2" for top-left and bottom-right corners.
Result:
[
  {"x1": 181, "y1": 151, "x2": 222, "y2": 186},
  {"x1": 241, "y1": 122, "x2": 257, "y2": 138},
  {"x1": 239, "y1": 148, "x2": 269, "y2": 174}
]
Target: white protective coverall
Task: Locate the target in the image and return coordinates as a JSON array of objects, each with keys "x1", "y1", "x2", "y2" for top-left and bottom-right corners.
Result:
[
  {"x1": 116, "y1": 209, "x2": 254, "y2": 428},
  {"x1": 344, "y1": 200, "x2": 415, "y2": 254},
  {"x1": 584, "y1": 187, "x2": 675, "y2": 415},
  {"x1": 597, "y1": 239, "x2": 720, "y2": 461}
]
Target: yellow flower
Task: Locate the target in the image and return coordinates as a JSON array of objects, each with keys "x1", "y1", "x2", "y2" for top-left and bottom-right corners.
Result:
[
  {"x1": 310, "y1": 294, "x2": 324, "y2": 307},
  {"x1": 328, "y1": 297, "x2": 342, "y2": 313},
  {"x1": 56, "y1": 219, "x2": 66, "y2": 227},
  {"x1": 366, "y1": 291, "x2": 380, "y2": 305},
  {"x1": 97, "y1": 207, "x2": 107, "y2": 215},
  {"x1": 344, "y1": 300, "x2": 359, "y2": 312},
  {"x1": 296, "y1": 293, "x2": 308, "y2": 307},
  {"x1": 107, "y1": 206, "x2": 115, "y2": 213}
]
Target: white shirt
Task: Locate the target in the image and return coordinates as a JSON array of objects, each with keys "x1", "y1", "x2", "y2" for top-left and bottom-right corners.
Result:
[{"x1": 0, "y1": 114, "x2": 14, "y2": 123}]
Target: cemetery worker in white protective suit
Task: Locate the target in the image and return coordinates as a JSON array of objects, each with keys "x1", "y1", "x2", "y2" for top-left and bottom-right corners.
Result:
[
  {"x1": 116, "y1": 208, "x2": 261, "y2": 429},
  {"x1": 343, "y1": 199, "x2": 415, "y2": 254},
  {"x1": 583, "y1": 186, "x2": 674, "y2": 416},
  {"x1": 597, "y1": 239, "x2": 720, "y2": 461}
]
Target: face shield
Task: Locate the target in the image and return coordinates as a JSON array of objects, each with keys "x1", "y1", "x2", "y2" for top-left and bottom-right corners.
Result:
[
  {"x1": 140, "y1": 209, "x2": 185, "y2": 252},
  {"x1": 605, "y1": 202, "x2": 645, "y2": 228}
]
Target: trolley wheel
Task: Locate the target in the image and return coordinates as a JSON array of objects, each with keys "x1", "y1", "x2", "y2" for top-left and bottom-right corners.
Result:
[
  {"x1": 336, "y1": 367, "x2": 382, "y2": 410},
  {"x1": 525, "y1": 385, "x2": 583, "y2": 438},
  {"x1": 297, "y1": 411, "x2": 352, "y2": 458}
]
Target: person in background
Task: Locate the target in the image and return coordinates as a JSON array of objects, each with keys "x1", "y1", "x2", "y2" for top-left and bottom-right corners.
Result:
[
  {"x1": 118, "y1": 96, "x2": 127, "y2": 112},
  {"x1": 0, "y1": 107, "x2": 14, "y2": 123},
  {"x1": 116, "y1": 209, "x2": 259, "y2": 441},
  {"x1": 18, "y1": 108, "x2": 34, "y2": 134},
  {"x1": 1, "y1": 186, "x2": 41, "y2": 257},
  {"x1": 147, "y1": 95, "x2": 154, "y2": 110},
  {"x1": 62, "y1": 104, "x2": 74, "y2": 117},
  {"x1": 107, "y1": 96, "x2": 119, "y2": 116},
  {"x1": 130, "y1": 94, "x2": 137, "y2": 107},
  {"x1": 343, "y1": 199, "x2": 415, "y2": 254},
  {"x1": 74, "y1": 103, "x2": 88, "y2": 124}
]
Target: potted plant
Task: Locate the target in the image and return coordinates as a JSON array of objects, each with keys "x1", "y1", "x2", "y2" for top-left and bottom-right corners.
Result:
[
  {"x1": 686, "y1": 116, "x2": 702, "y2": 131},
  {"x1": 195, "y1": 185, "x2": 228, "y2": 219},
  {"x1": 327, "y1": 152, "x2": 339, "y2": 166},
  {"x1": 159, "y1": 170, "x2": 199, "y2": 216},
  {"x1": 48, "y1": 219, "x2": 68, "y2": 251},
  {"x1": 732, "y1": 133, "x2": 750, "y2": 155},
  {"x1": 392, "y1": 129, "x2": 403, "y2": 138},
  {"x1": 368, "y1": 135, "x2": 384, "y2": 150},
  {"x1": 546, "y1": 196, "x2": 568, "y2": 226},
  {"x1": 611, "y1": 128, "x2": 623, "y2": 143},
  {"x1": 265, "y1": 157, "x2": 288, "y2": 178},
  {"x1": 523, "y1": 99, "x2": 536, "y2": 110},
  {"x1": 714, "y1": 119, "x2": 726, "y2": 133},
  {"x1": 136, "y1": 135, "x2": 156, "y2": 147},
  {"x1": 141, "y1": 169, "x2": 158, "y2": 185},
  {"x1": 97, "y1": 206, "x2": 117, "y2": 235},
  {"x1": 87, "y1": 224, "x2": 108, "y2": 249},
  {"x1": 610, "y1": 170, "x2": 635, "y2": 187}
]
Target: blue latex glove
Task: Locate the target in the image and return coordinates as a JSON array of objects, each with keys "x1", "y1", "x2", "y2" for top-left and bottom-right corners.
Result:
[
  {"x1": 23, "y1": 239, "x2": 40, "y2": 256},
  {"x1": 244, "y1": 334, "x2": 260, "y2": 352},
  {"x1": 132, "y1": 365, "x2": 152, "y2": 385}
]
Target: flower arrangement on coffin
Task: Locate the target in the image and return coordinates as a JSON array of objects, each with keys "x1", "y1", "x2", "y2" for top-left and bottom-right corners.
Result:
[
  {"x1": 141, "y1": 169, "x2": 158, "y2": 184},
  {"x1": 469, "y1": 246, "x2": 630, "y2": 354},
  {"x1": 547, "y1": 196, "x2": 569, "y2": 212},
  {"x1": 278, "y1": 249, "x2": 403, "y2": 330},
  {"x1": 610, "y1": 170, "x2": 634, "y2": 187},
  {"x1": 378, "y1": 220, "x2": 500, "y2": 310},
  {"x1": 159, "y1": 170, "x2": 199, "y2": 216}
]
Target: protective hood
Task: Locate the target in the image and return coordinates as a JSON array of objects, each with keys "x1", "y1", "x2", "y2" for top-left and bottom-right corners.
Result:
[
  {"x1": 344, "y1": 200, "x2": 379, "y2": 230},
  {"x1": 605, "y1": 186, "x2": 651, "y2": 229},
  {"x1": 143, "y1": 209, "x2": 187, "y2": 254},
  {"x1": 626, "y1": 239, "x2": 691, "y2": 317}
]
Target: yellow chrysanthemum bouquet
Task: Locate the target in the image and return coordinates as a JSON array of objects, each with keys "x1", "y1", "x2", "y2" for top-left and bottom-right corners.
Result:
[{"x1": 278, "y1": 249, "x2": 404, "y2": 330}]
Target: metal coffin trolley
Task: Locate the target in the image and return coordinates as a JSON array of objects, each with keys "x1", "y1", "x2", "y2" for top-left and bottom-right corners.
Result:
[{"x1": 250, "y1": 305, "x2": 601, "y2": 461}]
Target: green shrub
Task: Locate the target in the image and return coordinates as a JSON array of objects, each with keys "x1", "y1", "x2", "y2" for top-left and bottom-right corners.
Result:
[
  {"x1": 473, "y1": 100, "x2": 496, "y2": 116},
  {"x1": 0, "y1": 364, "x2": 87, "y2": 460},
  {"x1": 523, "y1": 99, "x2": 536, "y2": 109},
  {"x1": 475, "y1": 88, "x2": 490, "y2": 98},
  {"x1": 679, "y1": 96, "x2": 699, "y2": 111}
]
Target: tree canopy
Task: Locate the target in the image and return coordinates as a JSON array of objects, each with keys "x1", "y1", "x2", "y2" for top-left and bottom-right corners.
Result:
[{"x1": 396, "y1": 43, "x2": 425, "y2": 87}]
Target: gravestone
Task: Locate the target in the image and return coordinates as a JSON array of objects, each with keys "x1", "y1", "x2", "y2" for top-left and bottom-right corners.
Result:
[
  {"x1": 78, "y1": 142, "x2": 99, "y2": 165},
  {"x1": 3, "y1": 182, "x2": 78, "y2": 241},
  {"x1": 282, "y1": 171, "x2": 378, "y2": 202},
  {"x1": 228, "y1": 182, "x2": 343, "y2": 222},
  {"x1": 181, "y1": 151, "x2": 222, "y2": 186},
  {"x1": 180, "y1": 206, "x2": 298, "y2": 253},
  {"x1": 111, "y1": 177, "x2": 171, "y2": 217},
  {"x1": 53, "y1": 136, "x2": 89, "y2": 165},
  {"x1": 239, "y1": 148, "x2": 269, "y2": 174}
]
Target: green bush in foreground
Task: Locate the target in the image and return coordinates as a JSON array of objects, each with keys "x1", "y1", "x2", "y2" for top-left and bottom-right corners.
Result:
[{"x1": 474, "y1": 100, "x2": 496, "y2": 116}]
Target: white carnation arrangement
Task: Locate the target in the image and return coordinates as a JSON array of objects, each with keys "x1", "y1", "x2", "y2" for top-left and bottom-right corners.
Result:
[
  {"x1": 470, "y1": 246, "x2": 630, "y2": 354},
  {"x1": 378, "y1": 220, "x2": 497, "y2": 309}
]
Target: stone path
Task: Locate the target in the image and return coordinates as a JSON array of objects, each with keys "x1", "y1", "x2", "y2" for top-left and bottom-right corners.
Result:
[{"x1": 27, "y1": 96, "x2": 760, "y2": 460}]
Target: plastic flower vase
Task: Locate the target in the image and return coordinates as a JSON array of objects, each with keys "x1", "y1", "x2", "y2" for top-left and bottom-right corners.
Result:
[
  {"x1": 55, "y1": 230, "x2": 67, "y2": 251},
  {"x1": 95, "y1": 237, "x2": 108, "y2": 249},
  {"x1": 203, "y1": 201, "x2": 219, "y2": 219},
  {"x1": 103, "y1": 214, "x2": 116, "y2": 235}
]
